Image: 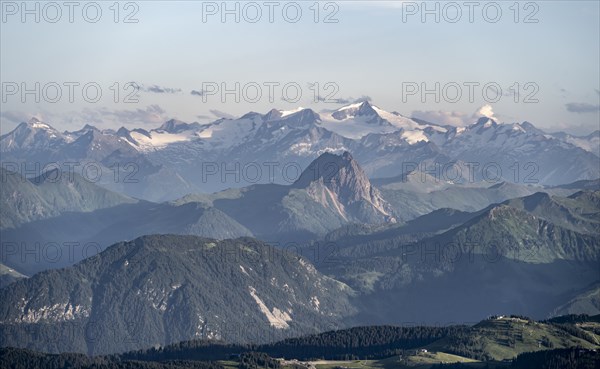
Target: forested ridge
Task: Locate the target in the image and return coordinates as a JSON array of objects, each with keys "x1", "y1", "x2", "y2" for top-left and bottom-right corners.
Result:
[
  {"x1": 2, "y1": 317, "x2": 599, "y2": 368},
  {"x1": 122, "y1": 325, "x2": 469, "y2": 362}
]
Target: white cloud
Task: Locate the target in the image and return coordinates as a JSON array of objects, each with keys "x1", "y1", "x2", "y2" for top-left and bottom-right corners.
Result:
[
  {"x1": 209, "y1": 109, "x2": 235, "y2": 119},
  {"x1": 411, "y1": 110, "x2": 470, "y2": 127},
  {"x1": 411, "y1": 104, "x2": 501, "y2": 127},
  {"x1": 473, "y1": 104, "x2": 497, "y2": 120}
]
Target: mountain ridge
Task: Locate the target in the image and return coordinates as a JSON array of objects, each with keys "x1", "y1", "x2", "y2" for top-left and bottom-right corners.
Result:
[
  {"x1": 3, "y1": 103, "x2": 598, "y2": 200},
  {"x1": 0, "y1": 234, "x2": 356, "y2": 355}
]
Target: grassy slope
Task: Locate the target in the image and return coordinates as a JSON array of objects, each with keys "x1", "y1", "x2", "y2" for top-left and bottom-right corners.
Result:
[{"x1": 427, "y1": 317, "x2": 600, "y2": 361}]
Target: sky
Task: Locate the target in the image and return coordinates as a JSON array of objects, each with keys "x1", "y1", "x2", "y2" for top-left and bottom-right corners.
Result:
[{"x1": 1, "y1": 0, "x2": 599, "y2": 135}]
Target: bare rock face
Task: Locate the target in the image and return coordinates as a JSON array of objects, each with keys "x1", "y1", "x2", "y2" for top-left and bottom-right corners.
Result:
[{"x1": 294, "y1": 151, "x2": 397, "y2": 224}]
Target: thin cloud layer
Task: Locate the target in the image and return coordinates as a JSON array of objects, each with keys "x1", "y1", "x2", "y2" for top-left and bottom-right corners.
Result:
[
  {"x1": 566, "y1": 102, "x2": 600, "y2": 114},
  {"x1": 142, "y1": 84, "x2": 182, "y2": 94},
  {"x1": 0, "y1": 110, "x2": 30, "y2": 124},
  {"x1": 315, "y1": 95, "x2": 372, "y2": 105},
  {"x1": 411, "y1": 104, "x2": 499, "y2": 127},
  {"x1": 209, "y1": 109, "x2": 236, "y2": 119}
]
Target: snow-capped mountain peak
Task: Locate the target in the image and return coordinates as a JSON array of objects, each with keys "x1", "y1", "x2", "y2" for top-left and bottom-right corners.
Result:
[
  {"x1": 471, "y1": 116, "x2": 498, "y2": 129},
  {"x1": 321, "y1": 101, "x2": 443, "y2": 142},
  {"x1": 156, "y1": 119, "x2": 203, "y2": 134},
  {"x1": 264, "y1": 108, "x2": 284, "y2": 121},
  {"x1": 265, "y1": 107, "x2": 321, "y2": 124},
  {"x1": 63, "y1": 124, "x2": 101, "y2": 140},
  {"x1": 331, "y1": 101, "x2": 378, "y2": 120},
  {"x1": 280, "y1": 106, "x2": 307, "y2": 118},
  {"x1": 27, "y1": 117, "x2": 54, "y2": 130},
  {"x1": 1, "y1": 106, "x2": 598, "y2": 201},
  {"x1": 0, "y1": 118, "x2": 65, "y2": 152}
]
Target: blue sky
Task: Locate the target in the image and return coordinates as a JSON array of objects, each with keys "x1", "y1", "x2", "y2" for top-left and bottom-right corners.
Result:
[{"x1": 1, "y1": 0, "x2": 599, "y2": 135}]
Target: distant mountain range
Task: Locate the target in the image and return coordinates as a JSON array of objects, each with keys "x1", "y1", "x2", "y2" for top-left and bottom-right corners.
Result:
[
  {"x1": 1, "y1": 152, "x2": 400, "y2": 274},
  {"x1": 0, "y1": 120, "x2": 598, "y2": 358},
  {"x1": 0, "y1": 167, "x2": 136, "y2": 229},
  {"x1": 0, "y1": 169, "x2": 253, "y2": 274},
  {"x1": 2, "y1": 102, "x2": 598, "y2": 201},
  {"x1": 1, "y1": 151, "x2": 597, "y2": 275},
  {"x1": 180, "y1": 151, "x2": 397, "y2": 241}
]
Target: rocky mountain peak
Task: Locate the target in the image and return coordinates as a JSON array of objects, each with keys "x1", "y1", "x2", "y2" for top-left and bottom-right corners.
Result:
[
  {"x1": 157, "y1": 119, "x2": 199, "y2": 133},
  {"x1": 332, "y1": 101, "x2": 378, "y2": 120},
  {"x1": 294, "y1": 151, "x2": 396, "y2": 223}
]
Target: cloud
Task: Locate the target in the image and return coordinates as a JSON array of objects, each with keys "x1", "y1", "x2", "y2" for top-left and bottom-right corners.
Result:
[
  {"x1": 315, "y1": 96, "x2": 350, "y2": 104},
  {"x1": 76, "y1": 104, "x2": 169, "y2": 125},
  {"x1": 0, "y1": 110, "x2": 30, "y2": 124},
  {"x1": 142, "y1": 84, "x2": 182, "y2": 94},
  {"x1": 0, "y1": 110, "x2": 62, "y2": 127},
  {"x1": 411, "y1": 110, "x2": 470, "y2": 127},
  {"x1": 209, "y1": 109, "x2": 235, "y2": 119},
  {"x1": 191, "y1": 90, "x2": 205, "y2": 97},
  {"x1": 196, "y1": 114, "x2": 212, "y2": 120},
  {"x1": 353, "y1": 96, "x2": 372, "y2": 103},
  {"x1": 558, "y1": 87, "x2": 568, "y2": 98},
  {"x1": 545, "y1": 121, "x2": 600, "y2": 136},
  {"x1": 411, "y1": 104, "x2": 501, "y2": 127},
  {"x1": 565, "y1": 102, "x2": 600, "y2": 114},
  {"x1": 473, "y1": 104, "x2": 497, "y2": 120},
  {"x1": 315, "y1": 95, "x2": 372, "y2": 104},
  {"x1": 0, "y1": 105, "x2": 171, "y2": 134}
]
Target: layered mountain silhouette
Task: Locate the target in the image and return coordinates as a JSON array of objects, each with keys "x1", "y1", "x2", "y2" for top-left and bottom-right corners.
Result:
[
  {"x1": 0, "y1": 167, "x2": 135, "y2": 229},
  {"x1": 188, "y1": 151, "x2": 397, "y2": 241},
  {"x1": 315, "y1": 190, "x2": 600, "y2": 323},
  {"x1": 1, "y1": 152, "x2": 397, "y2": 274},
  {"x1": 0, "y1": 235, "x2": 355, "y2": 355},
  {"x1": 0, "y1": 120, "x2": 598, "y2": 357},
  {"x1": 2, "y1": 103, "x2": 598, "y2": 200}
]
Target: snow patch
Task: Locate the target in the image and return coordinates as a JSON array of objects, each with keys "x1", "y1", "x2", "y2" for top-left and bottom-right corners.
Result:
[
  {"x1": 280, "y1": 107, "x2": 305, "y2": 117},
  {"x1": 401, "y1": 130, "x2": 429, "y2": 144},
  {"x1": 32, "y1": 122, "x2": 52, "y2": 130},
  {"x1": 130, "y1": 130, "x2": 193, "y2": 151}
]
